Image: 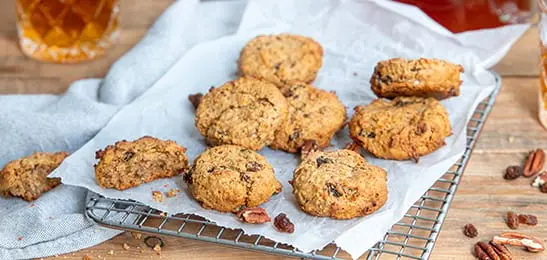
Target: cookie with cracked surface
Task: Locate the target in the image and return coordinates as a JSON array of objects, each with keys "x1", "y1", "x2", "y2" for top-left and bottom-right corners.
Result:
[
  {"x1": 195, "y1": 77, "x2": 289, "y2": 150},
  {"x1": 238, "y1": 34, "x2": 323, "y2": 86},
  {"x1": 291, "y1": 149, "x2": 387, "y2": 219},
  {"x1": 0, "y1": 152, "x2": 68, "y2": 201},
  {"x1": 370, "y1": 58, "x2": 464, "y2": 99},
  {"x1": 270, "y1": 82, "x2": 346, "y2": 153},
  {"x1": 94, "y1": 136, "x2": 188, "y2": 190},
  {"x1": 349, "y1": 97, "x2": 451, "y2": 161},
  {"x1": 186, "y1": 145, "x2": 282, "y2": 213}
]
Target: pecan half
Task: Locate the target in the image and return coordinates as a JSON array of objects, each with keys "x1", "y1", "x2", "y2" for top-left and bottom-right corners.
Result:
[
  {"x1": 300, "y1": 139, "x2": 318, "y2": 159},
  {"x1": 523, "y1": 149, "x2": 545, "y2": 177},
  {"x1": 463, "y1": 223, "x2": 478, "y2": 238},
  {"x1": 490, "y1": 241, "x2": 512, "y2": 260},
  {"x1": 506, "y1": 211, "x2": 519, "y2": 229},
  {"x1": 273, "y1": 213, "x2": 295, "y2": 233},
  {"x1": 188, "y1": 93, "x2": 203, "y2": 109},
  {"x1": 492, "y1": 232, "x2": 545, "y2": 253},
  {"x1": 236, "y1": 207, "x2": 271, "y2": 224},
  {"x1": 531, "y1": 171, "x2": 547, "y2": 187}
]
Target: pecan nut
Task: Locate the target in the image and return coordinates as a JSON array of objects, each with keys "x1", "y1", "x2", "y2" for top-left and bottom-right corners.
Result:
[
  {"x1": 523, "y1": 149, "x2": 545, "y2": 177},
  {"x1": 236, "y1": 207, "x2": 271, "y2": 224},
  {"x1": 273, "y1": 213, "x2": 295, "y2": 233},
  {"x1": 474, "y1": 241, "x2": 513, "y2": 260},
  {"x1": 489, "y1": 241, "x2": 512, "y2": 260},
  {"x1": 531, "y1": 171, "x2": 547, "y2": 188},
  {"x1": 492, "y1": 232, "x2": 545, "y2": 253},
  {"x1": 300, "y1": 139, "x2": 319, "y2": 159},
  {"x1": 463, "y1": 223, "x2": 478, "y2": 238},
  {"x1": 506, "y1": 211, "x2": 519, "y2": 229}
]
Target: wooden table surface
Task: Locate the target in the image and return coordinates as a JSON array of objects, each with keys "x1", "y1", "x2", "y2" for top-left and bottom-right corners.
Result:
[{"x1": 1, "y1": 0, "x2": 546, "y2": 259}]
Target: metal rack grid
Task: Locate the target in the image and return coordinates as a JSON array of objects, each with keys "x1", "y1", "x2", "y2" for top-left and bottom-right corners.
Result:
[{"x1": 86, "y1": 73, "x2": 502, "y2": 259}]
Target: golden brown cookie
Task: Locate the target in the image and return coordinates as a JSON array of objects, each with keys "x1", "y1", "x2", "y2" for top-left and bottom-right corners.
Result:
[
  {"x1": 291, "y1": 149, "x2": 387, "y2": 219},
  {"x1": 0, "y1": 152, "x2": 68, "y2": 201},
  {"x1": 270, "y1": 82, "x2": 346, "y2": 153},
  {"x1": 195, "y1": 77, "x2": 289, "y2": 150},
  {"x1": 238, "y1": 34, "x2": 323, "y2": 86},
  {"x1": 349, "y1": 97, "x2": 451, "y2": 161},
  {"x1": 94, "y1": 136, "x2": 188, "y2": 190},
  {"x1": 370, "y1": 58, "x2": 464, "y2": 99},
  {"x1": 186, "y1": 145, "x2": 282, "y2": 213}
]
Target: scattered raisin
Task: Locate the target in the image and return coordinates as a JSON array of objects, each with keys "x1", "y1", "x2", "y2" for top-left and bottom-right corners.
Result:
[
  {"x1": 274, "y1": 213, "x2": 295, "y2": 233},
  {"x1": 504, "y1": 166, "x2": 522, "y2": 180},
  {"x1": 246, "y1": 161, "x2": 263, "y2": 172},
  {"x1": 463, "y1": 223, "x2": 478, "y2": 238},
  {"x1": 188, "y1": 93, "x2": 203, "y2": 109},
  {"x1": 316, "y1": 156, "x2": 333, "y2": 167},
  {"x1": 506, "y1": 211, "x2": 519, "y2": 229},
  {"x1": 518, "y1": 214, "x2": 538, "y2": 226},
  {"x1": 123, "y1": 151, "x2": 135, "y2": 161},
  {"x1": 326, "y1": 183, "x2": 342, "y2": 197}
]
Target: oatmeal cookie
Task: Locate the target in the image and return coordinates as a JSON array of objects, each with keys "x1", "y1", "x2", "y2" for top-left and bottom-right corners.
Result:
[
  {"x1": 94, "y1": 136, "x2": 188, "y2": 190},
  {"x1": 238, "y1": 34, "x2": 323, "y2": 86},
  {"x1": 291, "y1": 149, "x2": 387, "y2": 219},
  {"x1": 195, "y1": 77, "x2": 289, "y2": 150},
  {"x1": 0, "y1": 152, "x2": 68, "y2": 201},
  {"x1": 349, "y1": 97, "x2": 451, "y2": 161},
  {"x1": 186, "y1": 145, "x2": 282, "y2": 212},
  {"x1": 370, "y1": 58, "x2": 464, "y2": 99},
  {"x1": 270, "y1": 82, "x2": 346, "y2": 152}
]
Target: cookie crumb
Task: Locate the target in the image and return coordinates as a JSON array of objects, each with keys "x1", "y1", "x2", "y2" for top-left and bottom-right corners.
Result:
[
  {"x1": 17, "y1": 236, "x2": 23, "y2": 241},
  {"x1": 107, "y1": 250, "x2": 114, "y2": 255},
  {"x1": 122, "y1": 243, "x2": 130, "y2": 250},
  {"x1": 508, "y1": 135, "x2": 515, "y2": 143},
  {"x1": 83, "y1": 255, "x2": 92, "y2": 260},
  {"x1": 152, "y1": 191, "x2": 164, "y2": 202},
  {"x1": 165, "y1": 188, "x2": 180, "y2": 197},
  {"x1": 153, "y1": 244, "x2": 162, "y2": 255},
  {"x1": 131, "y1": 232, "x2": 142, "y2": 240}
]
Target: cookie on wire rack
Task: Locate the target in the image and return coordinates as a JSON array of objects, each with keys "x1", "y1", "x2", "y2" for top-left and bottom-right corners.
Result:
[{"x1": 94, "y1": 136, "x2": 188, "y2": 190}]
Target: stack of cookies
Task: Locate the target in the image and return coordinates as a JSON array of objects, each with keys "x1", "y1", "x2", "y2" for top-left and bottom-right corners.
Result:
[{"x1": 0, "y1": 33, "x2": 464, "y2": 228}]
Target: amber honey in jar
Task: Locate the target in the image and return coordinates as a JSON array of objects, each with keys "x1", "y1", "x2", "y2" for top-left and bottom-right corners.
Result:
[
  {"x1": 15, "y1": 0, "x2": 120, "y2": 63},
  {"x1": 540, "y1": 0, "x2": 547, "y2": 128}
]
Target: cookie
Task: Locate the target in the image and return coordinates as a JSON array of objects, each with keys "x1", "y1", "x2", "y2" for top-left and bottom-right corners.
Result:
[
  {"x1": 195, "y1": 77, "x2": 289, "y2": 150},
  {"x1": 186, "y1": 145, "x2": 282, "y2": 212},
  {"x1": 94, "y1": 136, "x2": 188, "y2": 190},
  {"x1": 0, "y1": 152, "x2": 68, "y2": 201},
  {"x1": 291, "y1": 149, "x2": 387, "y2": 219},
  {"x1": 349, "y1": 97, "x2": 451, "y2": 161},
  {"x1": 370, "y1": 58, "x2": 464, "y2": 99},
  {"x1": 270, "y1": 83, "x2": 346, "y2": 152},
  {"x1": 238, "y1": 34, "x2": 323, "y2": 86}
]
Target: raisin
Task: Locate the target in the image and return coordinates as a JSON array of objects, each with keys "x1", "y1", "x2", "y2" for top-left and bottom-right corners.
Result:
[
  {"x1": 504, "y1": 165, "x2": 522, "y2": 180},
  {"x1": 274, "y1": 213, "x2": 295, "y2": 233},
  {"x1": 518, "y1": 214, "x2": 538, "y2": 226},
  {"x1": 326, "y1": 183, "x2": 342, "y2": 197},
  {"x1": 288, "y1": 130, "x2": 300, "y2": 141},
  {"x1": 382, "y1": 75, "x2": 393, "y2": 84},
  {"x1": 415, "y1": 122, "x2": 427, "y2": 135},
  {"x1": 246, "y1": 161, "x2": 263, "y2": 172},
  {"x1": 316, "y1": 156, "x2": 333, "y2": 167},
  {"x1": 183, "y1": 171, "x2": 193, "y2": 184},
  {"x1": 188, "y1": 93, "x2": 203, "y2": 109},
  {"x1": 241, "y1": 174, "x2": 250, "y2": 182},
  {"x1": 367, "y1": 132, "x2": 376, "y2": 138},
  {"x1": 123, "y1": 151, "x2": 135, "y2": 161},
  {"x1": 506, "y1": 211, "x2": 519, "y2": 229},
  {"x1": 463, "y1": 223, "x2": 478, "y2": 238}
]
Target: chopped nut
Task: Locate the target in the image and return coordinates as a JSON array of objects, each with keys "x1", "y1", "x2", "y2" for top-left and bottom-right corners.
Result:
[
  {"x1": 153, "y1": 243, "x2": 162, "y2": 255},
  {"x1": 518, "y1": 214, "x2": 538, "y2": 226},
  {"x1": 492, "y1": 232, "x2": 545, "y2": 253},
  {"x1": 188, "y1": 93, "x2": 203, "y2": 109},
  {"x1": 152, "y1": 191, "x2": 164, "y2": 202},
  {"x1": 504, "y1": 165, "x2": 522, "y2": 180},
  {"x1": 273, "y1": 213, "x2": 295, "y2": 233},
  {"x1": 300, "y1": 139, "x2": 319, "y2": 159},
  {"x1": 131, "y1": 232, "x2": 142, "y2": 240},
  {"x1": 236, "y1": 207, "x2": 271, "y2": 224},
  {"x1": 506, "y1": 211, "x2": 519, "y2": 229},
  {"x1": 165, "y1": 189, "x2": 179, "y2": 197},
  {"x1": 531, "y1": 171, "x2": 547, "y2": 187},
  {"x1": 246, "y1": 161, "x2": 263, "y2": 172},
  {"x1": 523, "y1": 149, "x2": 545, "y2": 177},
  {"x1": 463, "y1": 223, "x2": 478, "y2": 238},
  {"x1": 122, "y1": 243, "x2": 130, "y2": 250}
]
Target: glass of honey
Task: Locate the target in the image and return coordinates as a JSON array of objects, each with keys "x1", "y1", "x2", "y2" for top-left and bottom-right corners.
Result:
[
  {"x1": 15, "y1": 0, "x2": 120, "y2": 63},
  {"x1": 539, "y1": 0, "x2": 547, "y2": 128}
]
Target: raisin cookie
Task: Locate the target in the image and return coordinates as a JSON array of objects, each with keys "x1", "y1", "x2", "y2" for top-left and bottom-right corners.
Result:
[
  {"x1": 238, "y1": 34, "x2": 323, "y2": 86},
  {"x1": 291, "y1": 149, "x2": 387, "y2": 219},
  {"x1": 95, "y1": 136, "x2": 188, "y2": 190},
  {"x1": 0, "y1": 152, "x2": 68, "y2": 201},
  {"x1": 186, "y1": 145, "x2": 282, "y2": 212},
  {"x1": 270, "y1": 83, "x2": 346, "y2": 153},
  {"x1": 349, "y1": 97, "x2": 451, "y2": 161},
  {"x1": 370, "y1": 58, "x2": 464, "y2": 99},
  {"x1": 195, "y1": 77, "x2": 289, "y2": 150}
]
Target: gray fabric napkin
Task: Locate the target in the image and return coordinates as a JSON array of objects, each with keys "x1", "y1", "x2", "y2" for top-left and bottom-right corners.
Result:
[{"x1": 0, "y1": 0, "x2": 246, "y2": 259}]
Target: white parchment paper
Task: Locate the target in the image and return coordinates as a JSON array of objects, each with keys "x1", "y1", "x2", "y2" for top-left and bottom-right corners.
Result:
[{"x1": 51, "y1": 0, "x2": 528, "y2": 258}]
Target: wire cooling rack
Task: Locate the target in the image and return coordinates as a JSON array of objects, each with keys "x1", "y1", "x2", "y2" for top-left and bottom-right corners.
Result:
[{"x1": 86, "y1": 72, "x2": 501, "y2": 259}]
